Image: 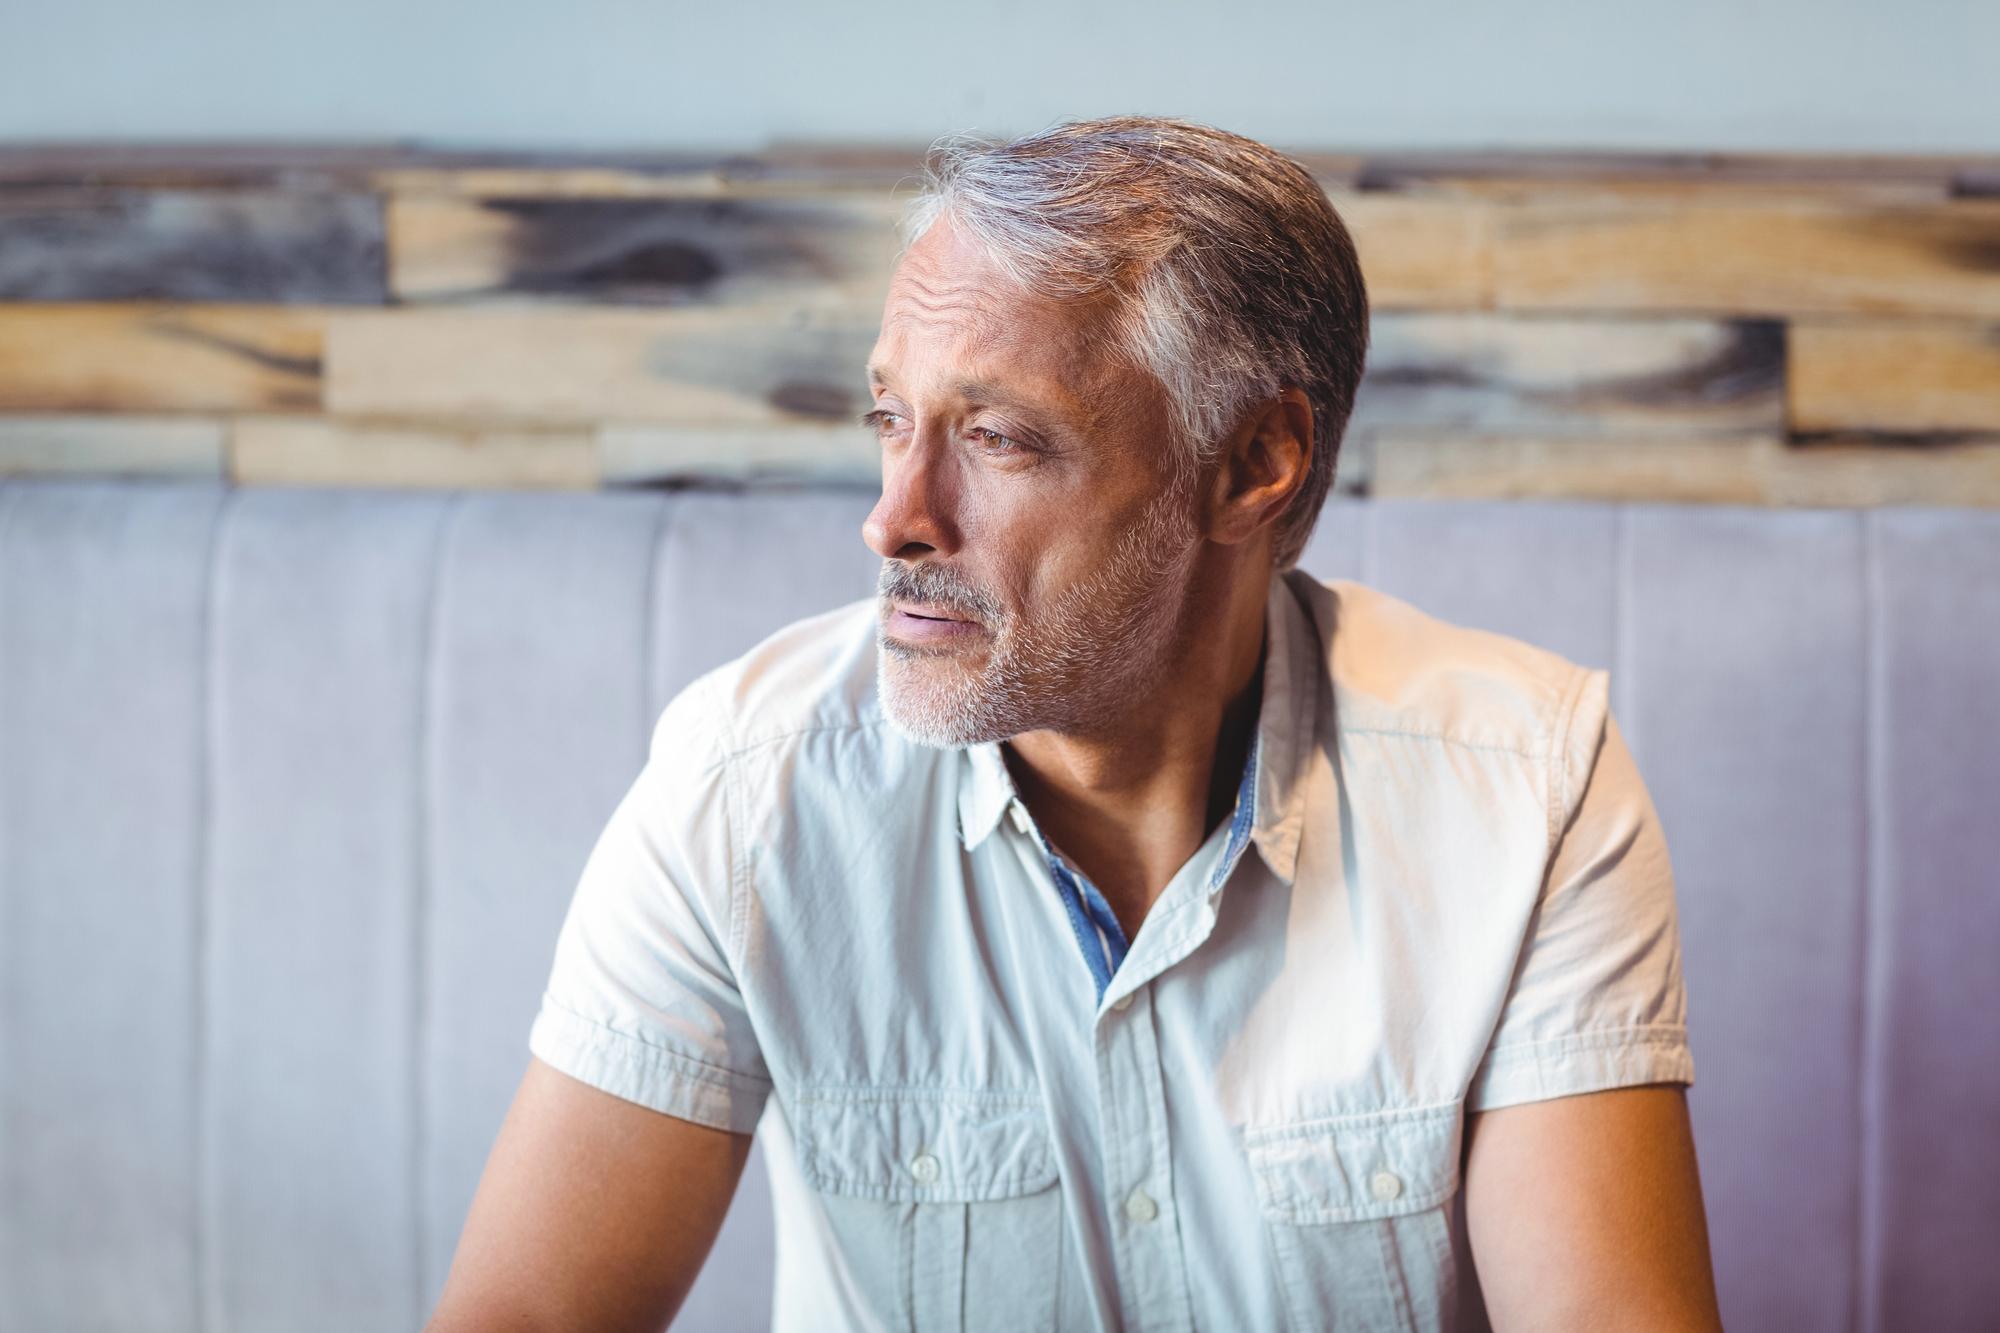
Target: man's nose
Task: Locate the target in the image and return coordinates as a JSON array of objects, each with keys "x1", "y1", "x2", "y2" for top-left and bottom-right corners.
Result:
[{"x1": 863, "y1": 433, "x2": 962, "y2": 561}]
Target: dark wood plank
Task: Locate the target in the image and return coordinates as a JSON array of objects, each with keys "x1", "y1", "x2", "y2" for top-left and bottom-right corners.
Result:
[{"x1": 0, "y1": 189, "x2": 384, "y2": 304}]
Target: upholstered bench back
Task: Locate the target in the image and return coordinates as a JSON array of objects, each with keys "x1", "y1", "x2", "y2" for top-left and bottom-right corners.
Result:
[{"x1": 1, "y1": 483, "x2": 1993, "y2": 1331}]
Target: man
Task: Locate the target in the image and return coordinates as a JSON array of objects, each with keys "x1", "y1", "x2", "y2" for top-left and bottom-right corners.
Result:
[{"x1": 428, "y1": 118, "x2": 1722, "y2": 1332}]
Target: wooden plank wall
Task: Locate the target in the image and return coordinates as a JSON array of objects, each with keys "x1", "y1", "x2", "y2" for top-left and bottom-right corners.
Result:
[{"x1": 0, "y1": 144, "x2": 1996, "y2": 503}]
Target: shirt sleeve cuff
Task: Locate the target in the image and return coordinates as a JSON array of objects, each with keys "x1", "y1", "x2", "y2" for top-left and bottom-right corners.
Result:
[
  {"x1": 1466, "y1": 1025, "x2": 1695, "y2": 1113},
  {"x1": 529, "y1": 1000, "x2": 772, "y2": 1134}
]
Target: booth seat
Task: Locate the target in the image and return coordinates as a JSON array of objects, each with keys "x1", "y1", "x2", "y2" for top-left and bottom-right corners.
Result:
[{"x1": 1, "y1": 481, "x2": 1995, "y2": 1331}]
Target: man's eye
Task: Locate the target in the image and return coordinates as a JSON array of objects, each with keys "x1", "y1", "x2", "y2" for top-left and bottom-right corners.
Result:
[
  {"x1": 972, "y1": 428, "x2": 1017, "y2": 450},
  {"x1": 866, "y1": 411, "x2": 910, "y2": 434}
]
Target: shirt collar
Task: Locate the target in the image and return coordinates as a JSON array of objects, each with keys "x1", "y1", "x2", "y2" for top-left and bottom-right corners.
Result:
[
  {"x1": 1249, "y1": 571, "x2": 1325, "y2": 886},
  {"x1": 958, "y1": 740, "x2": 1017, "y2": 850},
  {"x1": 956, "y1": 570, "x2": 1324, "y2": 875}
]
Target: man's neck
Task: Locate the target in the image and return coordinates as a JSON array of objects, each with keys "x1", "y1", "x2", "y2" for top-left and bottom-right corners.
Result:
[{"x1": 1003, "y1": 565, "x2": 1272, "y2": 941}]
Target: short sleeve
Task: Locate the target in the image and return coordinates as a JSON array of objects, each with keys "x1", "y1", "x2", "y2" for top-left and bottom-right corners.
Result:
[
  {"x1": 528, "y1": 678, "x2": 772, "y2": 1133},
  {"x1": 1466, "y1": 710, "x2": 1695, "y2": 1112}
]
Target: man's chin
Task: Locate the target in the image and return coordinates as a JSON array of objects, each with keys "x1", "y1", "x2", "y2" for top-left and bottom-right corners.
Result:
[{"x1": 876, "y1": 652, "x2": 1011, "y2": 750}]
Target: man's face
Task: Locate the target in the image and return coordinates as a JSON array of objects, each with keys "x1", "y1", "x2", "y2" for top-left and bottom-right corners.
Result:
[{"x1": 863, "y1": 218, "x2": 1202, "y2": 748}]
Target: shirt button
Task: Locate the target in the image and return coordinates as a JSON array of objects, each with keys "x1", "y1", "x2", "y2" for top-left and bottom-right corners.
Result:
[
  {"x1": 911, "y1": 1153, "x2": 941, "y2": 1185},
  {"x1": 1110, "y1": 992, "x2": 1133, "y2": 1012},
  {"x1": 1369, "y1": 1170, "x2": 1404, "y2": 1202},
  {"x1": 1124, "y1": 1189, "x2": 1158, "y2": 1224},
  {"x1": 1008, "y1": 800, "x2": 1033, "y2": 834}
]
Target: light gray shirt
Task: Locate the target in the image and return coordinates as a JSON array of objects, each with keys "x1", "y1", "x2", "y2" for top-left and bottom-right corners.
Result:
[{"x1": 531, "y1": 570, "x2": 1692, "y2": 1332}]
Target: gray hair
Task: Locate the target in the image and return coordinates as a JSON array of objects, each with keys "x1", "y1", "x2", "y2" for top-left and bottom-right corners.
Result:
[{"x1": 905, "y1": 116, "x2": 1369, "y2": 568}]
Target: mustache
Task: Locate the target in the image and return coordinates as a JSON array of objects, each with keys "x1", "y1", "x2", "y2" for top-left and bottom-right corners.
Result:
[{"x1": 878, "y1": 560, "x2": 1005, "y2": 627}]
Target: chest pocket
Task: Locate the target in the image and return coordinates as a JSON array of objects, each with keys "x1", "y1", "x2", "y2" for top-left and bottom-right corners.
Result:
[
  {"x1": 1244, "y1": 1103, "x2": 1467, "y2": 1333},
  {"x1": 794, "y1": 1088, "x2": 1064, "y2": 1333}
]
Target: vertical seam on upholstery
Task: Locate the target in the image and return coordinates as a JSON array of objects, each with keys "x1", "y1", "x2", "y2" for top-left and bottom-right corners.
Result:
[
  {"x1": 1611, "y1": 506, "x2": 1639, "y2": 760},
  {"x1": 1855, "y1": 510, "x2": 1890, "y2": 1333},
  {"x1": 638, "y1": 493, "x2": 677, "y2": 746},
  {"x1": 1359, "y1": 497, "x2": 1380, "y2": 589},
  {"x1": 0, "y1": 482, "x2": 16, "y2": 1311},
  {"x1": 194, "y1": 485, "x2": 238, "y2": 1333},
  {"x1": 409, "y1": 495, "x2": 461, "y2": 1321}
]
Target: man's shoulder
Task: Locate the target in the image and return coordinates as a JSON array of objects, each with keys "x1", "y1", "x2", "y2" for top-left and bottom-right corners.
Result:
[
  {"x1": 1291, "y1": 573, "x2": 1605, "y2": 760},
  {"x1": 652, "y1": 598, "x2": 890, "y2": 765}
]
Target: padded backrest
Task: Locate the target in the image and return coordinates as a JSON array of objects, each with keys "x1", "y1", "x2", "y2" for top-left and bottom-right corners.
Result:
[{"x1": 1, "y1": 484, "x2": 1994, "y2": 1331}]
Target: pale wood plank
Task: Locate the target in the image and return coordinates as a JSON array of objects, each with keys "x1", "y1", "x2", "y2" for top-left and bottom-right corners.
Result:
[
  {"x1": 599, "y1": 423, "x2": 879, "y2": 485},
  {"x1": 0, "y1": 305, "x2": 322, "y2": 413},
  {"x1": 1366, "y1": 433, "x2": 2000, "y2": 506},
  {"x1": 1493, "y1": 199, "x2": 2000, "y2": 318},
  {"x1": 1333, "y1": 194, "x2": 1491, "y2": 309},
  {"x1": 231, "y1": 417, "x2": 597, "y2": 490},
  {"x1": 1355, "y1": 314, "x2": 1782, "y2": 437},
  {"x1": 1789, "y1": 320, "x2": 2000, "y2": 434},
  {"x1": 0, "y1": 415, "x2": 224, "y2": 476},
  {"x1": 324, "y1": 307, "x2": 876, "y2": 425},
  {"x1": 388, "y1": 193, "x2": 903, "y2": 305}
]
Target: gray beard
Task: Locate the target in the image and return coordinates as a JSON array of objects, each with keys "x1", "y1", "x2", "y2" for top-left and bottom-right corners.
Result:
[{"x1": 875, "y1": 490, "x2": 1198, "y2": 749}]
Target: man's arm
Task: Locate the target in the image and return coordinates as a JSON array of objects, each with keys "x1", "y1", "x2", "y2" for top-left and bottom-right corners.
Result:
[
  {"x1": 1465, "y1": 1084, "x2": 1723, "y2": 1332},
  {"x1": 426, "y1": 1057, "x2": 751, "y2": 1333}
]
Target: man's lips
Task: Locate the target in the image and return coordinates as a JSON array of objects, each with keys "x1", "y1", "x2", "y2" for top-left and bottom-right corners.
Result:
[{"x1": 886, "y1": 601, "x2": 987, "y2": 643}]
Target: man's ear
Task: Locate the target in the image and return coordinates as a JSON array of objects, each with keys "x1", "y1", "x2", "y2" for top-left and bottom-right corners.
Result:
[{"x1": 1202, "y1": 386, "x2": 1313, "y2": 547}]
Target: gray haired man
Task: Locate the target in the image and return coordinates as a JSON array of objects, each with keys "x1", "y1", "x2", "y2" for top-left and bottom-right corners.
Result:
[{"x1": 428, "y1": 118, "x2": 1722, "y2": 1332}]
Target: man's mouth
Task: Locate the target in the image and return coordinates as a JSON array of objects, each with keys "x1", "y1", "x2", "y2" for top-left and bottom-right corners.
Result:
[{"x1": 885, "y1": 600, "x2": 987, "y2": 644}]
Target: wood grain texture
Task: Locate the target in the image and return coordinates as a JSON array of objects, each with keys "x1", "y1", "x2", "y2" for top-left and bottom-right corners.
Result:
[
  {"x1": 1354, "y1": 314, "x2": 1783, "y2": 438},
  {"x1": 1493, "y1": 199, "x2": 2000, "y2": 317},
  {"x1": 0, "y1": 305, "x2": 322, "y2": 413},
  {"x1": 0, "y1": 415, "x2": 224, "y2": 476},
  {"x1": 1365, "y1": 433, "x2": 2000, "y2": 505},
  {"x1": 1789, "y1": 320, "x2": 2000, "y2": 433},
  {"x1": 0, "y1": 189, "x2": 383, "y2": 304},
  {"x1": 388, "y1": 193, "x2": 903, "y2": 306},
  {"x1": 325, "y1": 307, "x2": 876, "y2": 425},
  {"x1": 599, "y1": 423, "x2": 880, "y2": 485},
  {"x1": 231, "y1": 416, "x2": 597, "y2": 490},
  {"x1": 1334, "y1": 194, "x2": 1491, "y2": 309}
]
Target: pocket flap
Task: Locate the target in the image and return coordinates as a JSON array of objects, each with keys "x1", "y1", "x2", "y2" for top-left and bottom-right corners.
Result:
[
  {"x1": 794, "y1": 1087, "x2": 1058, "y2": 1203},
  {"x1": 1243, "y1": 1102, "x2": 1461, "y2": 1224}
]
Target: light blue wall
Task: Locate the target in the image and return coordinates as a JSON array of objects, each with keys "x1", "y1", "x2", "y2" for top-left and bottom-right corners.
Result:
[{"x1": 0, "y1": 0, "x2": 1993, "y2": 152}]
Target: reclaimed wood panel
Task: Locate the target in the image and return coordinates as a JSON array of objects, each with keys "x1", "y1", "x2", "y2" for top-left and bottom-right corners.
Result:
[
  {"x1": 1354, "y1": 314, "x2": 1784, "y2": 438},
  {"x1": 1332, "y1": 195, "x2": 1490, "y2": 309},
  {"x1": 325, "y1": 307, "x2": 877, "y2": 425},
  {"x1": 599, "y1": 423, "x2": 878, "y2": 486},
  {"x1": 1365, "y1": 433, "x2": 2000, "y2": 505},
  {"x1": 1789, "y1": 320, "x2": 2000, "y2": 434},
  {"x1": 0, "y1": 189, "x2": 383, "y2": 304},
  {"x1": 1493, "y1": 200, "x2": 2000, "y2": 318},
  {"x1": 231, "y1": 417, "x2": 596, "y2": 490},
  {"x1": 0, "y1": 415, "x2": 224, "y2": 476},
  {"x1": 0, "y1": 305, "x2": 322, "y2": 413},
  {"x1": 1366, "y1": 434, "x2": 1773, "y2": 503},
  {"x1": 388, "y1": 194, "x2": 902, "y2": 306}
]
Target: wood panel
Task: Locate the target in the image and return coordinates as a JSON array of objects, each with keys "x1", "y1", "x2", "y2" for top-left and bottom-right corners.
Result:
[
  {"x1": 1789, "y1": 320, "x2": 2000, "y2": 434},
  {"x1": 325, "y1": 307, "x2": 877, "y2": 426},
  {"x1": 231, "y1": 416, "x2": 597, "y2": 490},
  {"x1": 0, "y1": 305, "x2": 322, "y2": 413},
  {"x1": 0, "y1": 189, "x2": 383, "y2": 304},
  {"x1": 1493, "y1": 199, "x2": 2000, "y2": 318},
  {"x1": 0, "y1": 415, "x2": 224, "y2": 476},
  {"x1": 599, "y1": 423, "x2": 879, "y2": 486},
  {"x1": 388, "y1": 193, "x2": 903, "y2": 306},
  {"x1": 1355, "y1": 314, "x2": 1783, "y2": 438},
  {"x1": 1365, "y1": 434, "x2": 2000, "y2": 505},
  {"x1": 1332, "y1": 195, "x2": 1491, "y2": 309}
]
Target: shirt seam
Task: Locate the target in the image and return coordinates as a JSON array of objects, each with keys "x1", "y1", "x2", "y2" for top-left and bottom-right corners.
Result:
[
  {"x1": 536, "y1": 998, "x2": 774, "y2": 1094},
  {"x1": 1334, "y1": 724, "x2": 1552, "y2": 761}
]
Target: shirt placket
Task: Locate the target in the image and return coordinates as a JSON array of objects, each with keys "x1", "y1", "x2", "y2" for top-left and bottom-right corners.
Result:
[{"x1": 1093, "y1": 976, "x2": 1196, "y2": 1333}]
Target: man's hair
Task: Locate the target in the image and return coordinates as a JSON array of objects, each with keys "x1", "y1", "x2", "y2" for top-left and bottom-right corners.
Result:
[{"x1": 906, "y1": 116, "x2": 1369, "y2": 569}]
